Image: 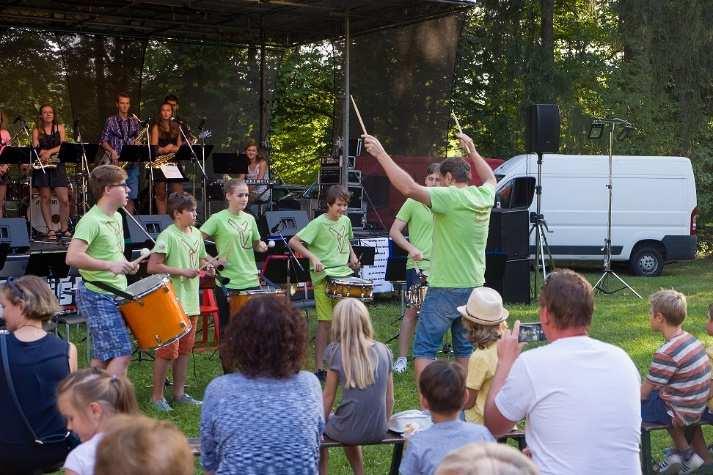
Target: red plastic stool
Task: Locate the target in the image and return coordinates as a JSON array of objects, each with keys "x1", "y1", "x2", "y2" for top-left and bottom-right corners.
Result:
[{"x1": 194, "y1": 288, "x2": 220, "y2": 352}]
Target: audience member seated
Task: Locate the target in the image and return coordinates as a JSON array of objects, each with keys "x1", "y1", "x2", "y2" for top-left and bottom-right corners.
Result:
[
  {"x1": 484, "y1": 269, "x2": 641, "y2": 475},
  {"x1": 200, "y1": 296, "x2": 324, "y2": 474},
  {"x1": 458, "y1": 287, "x2": 509, "y2": 425},
  {"x1": 435, "y1": 442, "x2": 539, "y2": 475},
  {"x1": 57, "y1": 367, "x2": 139, "y2": 475},
  {"x1": 95, "y1": 414, "x2": 193, "y2": 475},
  {"x1": 321, "y1": 298, "x2": 395, "y2": 475},
  {"x1": 641, "y1": 289, "x2": 709, "y2": 473},
  {"x1": 0, "y1": 275, "x2": 80, "y2": 474},
  {"x1": 400, "y1": 360, "x2": 494, "y2": 475}
]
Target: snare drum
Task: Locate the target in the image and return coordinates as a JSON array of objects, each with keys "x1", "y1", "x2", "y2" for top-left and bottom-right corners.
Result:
[
  {"x1": 227, "y1": 287, "x2": 287, "y2": 318},
  {"x1": 117, "y1": 274, "x2": 191, "y2": 350},
  {"x1": 406, "y1": 284, "x2": 428, "y2": 308},
  {"x1": 326, "y1": 277, "x2": 373, "y2": 301}
]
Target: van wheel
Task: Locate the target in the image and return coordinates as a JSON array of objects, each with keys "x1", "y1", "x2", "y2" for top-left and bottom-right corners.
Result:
[{"x1": 629, "y1": 246, "x2": 664, "y2": 277}]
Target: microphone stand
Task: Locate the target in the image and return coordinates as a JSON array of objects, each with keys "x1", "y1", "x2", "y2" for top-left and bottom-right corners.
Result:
[
  {"x1": 176, "y1": 121, "x2": 207, "y2": 180},
  {"x1": 75, "y1": 126, "x2": 90, "y2": 214}
]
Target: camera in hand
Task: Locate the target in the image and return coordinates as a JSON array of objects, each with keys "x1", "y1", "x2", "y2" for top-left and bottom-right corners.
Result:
[{"x1": 518, "y1": 322, "x2": 546, "y2": 343}]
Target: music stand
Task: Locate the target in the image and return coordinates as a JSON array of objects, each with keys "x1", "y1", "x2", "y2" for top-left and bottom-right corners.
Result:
[
  {"x1": 262, "y1": 255, "x2": 311, "y2": 286},
  {"x1": 213, "y1": 152, "x2": 249, "y2": 175},
  {"x1": 1, "y1": 147, "x2": 39, "y2": 238},
  {"x1": 60, "y1": 143, "x2": 99, "y2": 214}
]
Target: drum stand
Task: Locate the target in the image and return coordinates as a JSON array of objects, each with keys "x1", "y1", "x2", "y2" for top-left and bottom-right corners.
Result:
[{"x1": 20, "y1": 122, "x2": 48, "y2": 242}]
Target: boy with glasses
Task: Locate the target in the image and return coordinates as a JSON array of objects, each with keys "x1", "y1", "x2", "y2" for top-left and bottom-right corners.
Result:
[{"x1": 66, "y1": 165, "x2": 139, "y2": 376}]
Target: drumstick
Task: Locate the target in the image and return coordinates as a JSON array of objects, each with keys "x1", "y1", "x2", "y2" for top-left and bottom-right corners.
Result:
[
  {"x1": 451, "y1": 111, "x2": 463, "y2": 135},
  {"x1": 130, "y1": 248, "x2": 151, "y2": 266},
  {"x1": 350, "y1": 95, "x2": 368, "y2": 136}
]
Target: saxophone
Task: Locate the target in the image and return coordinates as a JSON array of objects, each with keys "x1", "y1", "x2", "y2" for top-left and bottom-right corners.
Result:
[{"x1": 95, "y1": 118, "x2": 147, "y2": 168}]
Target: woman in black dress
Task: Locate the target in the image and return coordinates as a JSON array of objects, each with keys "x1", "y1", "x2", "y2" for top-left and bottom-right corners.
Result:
[{"x1": 150, "y1": 102, "x2": 184, "y2": 214}]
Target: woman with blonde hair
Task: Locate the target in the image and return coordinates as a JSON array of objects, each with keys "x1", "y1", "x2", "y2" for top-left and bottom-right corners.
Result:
[{"x1": 321, "y1": 298, "x2": 394, "y2": 475}]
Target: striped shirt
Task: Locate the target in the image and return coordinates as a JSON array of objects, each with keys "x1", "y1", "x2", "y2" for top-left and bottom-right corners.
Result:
[
  {"x1": 99, "y1": 115, "x2": 140, "y2": 156},
  {"x1": 647, "y1": 331, "x2": 711, "y2": 425}
]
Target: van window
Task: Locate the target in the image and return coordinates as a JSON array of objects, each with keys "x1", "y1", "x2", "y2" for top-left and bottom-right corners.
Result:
[{"x1": 496, "y1": 177, "x2": 535, "y2": 209}]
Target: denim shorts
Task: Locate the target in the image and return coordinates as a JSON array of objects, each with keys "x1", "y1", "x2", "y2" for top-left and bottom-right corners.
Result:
[
  {"x1": 413, "y1": 287, "x2": 474, "y2": 359},
  {"x1": 76, "y1": 281, "x2": 133, "y2": 362},
  {"x1": 641, "y1": 390, "x2": 673, "y2": 426},
  {"x1": 124, "y1": 164, "x2": 139, "y2": 200}
]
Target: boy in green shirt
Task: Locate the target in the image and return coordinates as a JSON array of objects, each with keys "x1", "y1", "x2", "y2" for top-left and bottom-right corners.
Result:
[
  {"x1": 289, "y1": 185, "x2": 360, "y2": 381},
  {"x1": 66, "y1": 165, "x2": 140, "y2": 376},
  {"x1": 389, "y1": 163, "x2": 440, "y2": 374},
  {"x1": 200, "y1": 179, "x2": 267, "y2": 340},
  {"x1": 363, "y1": 133, "x2": 496, "y2": 387},
  {"x1": 147, "y1": 192, "x2": 212, "y2": 412}
]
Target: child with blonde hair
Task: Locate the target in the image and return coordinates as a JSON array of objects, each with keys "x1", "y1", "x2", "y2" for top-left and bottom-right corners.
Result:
[
  {"x1": 321, "y1": 298, "x2": 394, "y2": 475},
  {"x1": 435, "y1": 442, "x2": 538, "y2": 475},
  {"x1": 458, "y1": 287, "x2": 509, "y2": 424},
  {"x1": 95, "y1": 414, "x2": 194, "y2": 475},
  {"x1": 57, "y1": 367, "x2": 139, "y2": 475}
]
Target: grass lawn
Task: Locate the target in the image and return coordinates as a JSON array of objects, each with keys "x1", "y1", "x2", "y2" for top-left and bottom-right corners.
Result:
[{"x1": 62, "y1": 255, "x2": 713, "y2": 474}]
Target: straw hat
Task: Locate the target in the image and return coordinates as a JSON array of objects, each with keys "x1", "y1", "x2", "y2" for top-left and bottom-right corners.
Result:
[{"x1": 457, "y1": 287, "x2": 509, "y2": 326}]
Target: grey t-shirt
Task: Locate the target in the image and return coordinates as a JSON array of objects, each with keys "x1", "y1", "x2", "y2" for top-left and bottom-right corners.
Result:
[
  {"x1": 200, "y1": 371, "x2": 324, "y2": 475},
  {"x1": 399, "y1": 420, "x2": 495, "y2": 475},
  {"x1": 324, "y1": 341, "x2": 393, "y2": 444}
]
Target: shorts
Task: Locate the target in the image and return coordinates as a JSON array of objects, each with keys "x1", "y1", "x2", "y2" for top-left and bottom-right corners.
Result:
[
  {"x1": 641, "y1": 390, "x2": 673, "y2": 426},
  {"x1": 76, "y1": 280, "x2": 132, "y2": 362},
  {"x1": 124, "y1": 164, "x2": 139, "y2": 200},
  {"x1": 32, "y1": 164, "x2": 70, "y2": 188},
  {"x1": 155, "y1": 316, "x2": 197, "y2": 360},
  {"x1": 413, "y1": 287, "x2": 474, "y2": 359},
  {"x1": 314, "y1": 279, "x2": 334, "y2": 321}
]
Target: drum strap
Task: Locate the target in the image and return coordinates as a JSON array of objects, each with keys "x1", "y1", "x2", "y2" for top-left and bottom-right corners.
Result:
[{"x1": 83, "y1": 279, "x2": 134, "y2": 300}]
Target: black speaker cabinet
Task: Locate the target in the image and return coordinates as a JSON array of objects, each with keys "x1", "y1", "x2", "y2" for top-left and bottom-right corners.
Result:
[
  {"x1": 486, "y1": 208, "x2": 529, "y2": 259},
  {"x1": 0, "y1": 218, "x2": 30, "y2": 251},
  {"x1": 485, "y1": 255, "x2": 530, "y2": 304},
  {"x1": 526, "y1": 104, "x2": 560, "y2": 154},
  {"x1": 124, "y1": 213, "x2": 172, "y2": 247}
]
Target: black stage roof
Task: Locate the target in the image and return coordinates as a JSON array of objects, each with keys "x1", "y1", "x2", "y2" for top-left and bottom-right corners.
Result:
[{"x1": 0, "y1": 0, "x2": 475, "y2": 46}]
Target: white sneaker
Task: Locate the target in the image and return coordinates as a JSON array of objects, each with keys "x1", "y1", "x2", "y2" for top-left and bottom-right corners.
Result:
[
  {"x1": 680, "y1": 452, "x2": 704, "y2": 474},
  {"x1": 654, "y1": 451, "x2": 681, "y2": 474},
  {"x1": 393, "y1": 357, "x2": 408, "y2": 374}
]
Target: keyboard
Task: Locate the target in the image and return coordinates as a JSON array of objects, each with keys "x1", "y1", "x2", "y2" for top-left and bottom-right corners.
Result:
[{"x1": 245, "y1": 179, "x2": 276, "y2": 186}]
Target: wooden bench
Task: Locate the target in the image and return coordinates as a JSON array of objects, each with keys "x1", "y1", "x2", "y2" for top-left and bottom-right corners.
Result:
[
  {"x1": 188, "y1": 433, "x2": 406, "y2": 475},
  {"x1": 639, "y1": 421, "x2": 713, "y2": 474},
  {"x1": 498, "y1": 428, "x2": 526, "y2": 451}
]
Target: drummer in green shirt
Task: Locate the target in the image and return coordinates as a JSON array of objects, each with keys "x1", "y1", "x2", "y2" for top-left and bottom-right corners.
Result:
[
  {"x1": 289, "y1": 185, "x2": 360, "y2": 382},
  {"x1": 390, "y1": 162, "x2": 441, "y2": 374},
  {"x1": 200, "y1": 179, "x2": 268, "y2": 341},
  {"x1": 148, "y1": 192, "x2": 213, "y2": 412},
  {"x1": 363, "y1": 132, "x2": 496, "y2": 388}
]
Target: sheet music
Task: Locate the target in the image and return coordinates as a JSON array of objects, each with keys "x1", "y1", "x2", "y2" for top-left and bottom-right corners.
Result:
[{"x1": 160, "y1": 162, "x2": 184, "y2": 179}]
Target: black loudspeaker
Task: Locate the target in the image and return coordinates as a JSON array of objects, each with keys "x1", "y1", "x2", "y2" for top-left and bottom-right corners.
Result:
[
  {"x1": 485, "y1": 255, "x2": 530, "y2": 304},
  {"x1": 125, "y1": 214, "x2": 172, "y2": 247},
  {"x1": 264, "y1": 210, "x2": 309, "y2": 237},
  {"x1": 486, "y1": 208, "x2": 529, "y2": 259},
  {"x1": 0, "y1": 218, "x2": 30, "y2": 251},
  {"x1": 526, "y1": 104, "x2": 560, "y2": 154}
]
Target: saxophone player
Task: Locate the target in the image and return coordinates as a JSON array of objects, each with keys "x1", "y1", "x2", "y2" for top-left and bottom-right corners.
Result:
[
  {"x1": 99, "y1": 92, "x2": 141, "y2": 213},
  {"x1": 150, "y1": 101, "x2": 184, "y2": 214}
]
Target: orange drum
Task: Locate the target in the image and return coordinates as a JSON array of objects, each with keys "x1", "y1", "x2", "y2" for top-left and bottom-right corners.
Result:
[
  {"x1": 326, "y1": 277, "x2": 373, "y2": 301},
  {"x1": 227, "y1": 287, "x2": 287, "y2": 318},
  {"x1": 117, "y1": 274, "x2": 191, "y2": 350}
]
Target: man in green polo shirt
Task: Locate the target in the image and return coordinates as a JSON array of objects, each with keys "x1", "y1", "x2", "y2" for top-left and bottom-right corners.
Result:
[
  {"x1": 363, "y1": 133, "x2": 496, "y2": 386},
  {"x1": 66, "y1": 165, "x2": 140, "y2": 376}
]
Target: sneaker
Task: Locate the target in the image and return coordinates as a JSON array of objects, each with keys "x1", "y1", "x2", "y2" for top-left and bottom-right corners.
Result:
[
  {"x1": 680, "y1": 452, "x2": 704, "y2": 474},
  {"x1": 315, "y1": 369, "x2": 327, "y2": 383},
  {"x1": 393, "y1": 357, "x2": 409, "y2": 374},
  {"x1": 174, "y1": 394, "x2": 202, "y2": 406},
  {"x1": 152, "y1": 398, "x2": 173, "y2": 413}
]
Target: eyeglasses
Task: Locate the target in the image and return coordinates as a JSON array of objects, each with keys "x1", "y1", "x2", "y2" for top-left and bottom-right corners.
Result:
[{"x1": 110, "y1": 183, "x2": 130, "y2": 190}]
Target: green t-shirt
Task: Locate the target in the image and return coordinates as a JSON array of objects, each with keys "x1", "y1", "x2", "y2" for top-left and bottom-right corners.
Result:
[
  {"x1": 152, "y1": 224, "x2": 207, "y2": 316},
  {"x1": 395, "y1": 198, "x2": 433, "y2": 272},
  {"x1": 428, "y1": 184, "x2": 495, "y2": 288},
  {"x1": 73, "y1": 205, "x2": 127, "y2": 294},
  {"x1": 296, "y1": 214, "x2": 353, "y2": 284},
  {"x1": 200, "y1": 209, "x2": 260, "y2": 290}
]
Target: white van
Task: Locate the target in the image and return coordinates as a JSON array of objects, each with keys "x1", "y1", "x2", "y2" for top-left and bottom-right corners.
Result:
[{"x1": 493, "y1": 154, "x2": 698, "y2": 276}]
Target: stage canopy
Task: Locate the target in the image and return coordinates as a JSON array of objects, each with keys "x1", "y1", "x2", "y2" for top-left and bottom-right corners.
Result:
[{"x1": 0, "y1": 0, "x2": 474, "y2": 46}]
